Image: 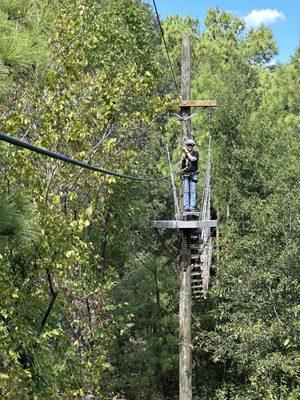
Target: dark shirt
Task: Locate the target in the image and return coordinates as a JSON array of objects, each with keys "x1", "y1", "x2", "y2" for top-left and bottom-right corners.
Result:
[{"x1": 182, "y1": 150, "x2": 199, "y2": 174}]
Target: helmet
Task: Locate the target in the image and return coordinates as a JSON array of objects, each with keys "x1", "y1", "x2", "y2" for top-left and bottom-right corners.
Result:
[{"x1": 186, "y1": 138, "x2": 195, "y2": 146}]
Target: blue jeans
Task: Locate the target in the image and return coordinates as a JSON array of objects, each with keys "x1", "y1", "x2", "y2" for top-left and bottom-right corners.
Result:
[{"x1": 183, "y1": 173, "x2": 198, "y2": 211}]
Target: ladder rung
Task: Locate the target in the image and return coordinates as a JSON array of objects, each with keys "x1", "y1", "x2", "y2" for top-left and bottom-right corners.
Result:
[
  {"x1": 192, "y1": 262, "x2": 202, "y2": 267},
  {"x1": 191, "y1": 237, "x2": 203, "y2": 247}
]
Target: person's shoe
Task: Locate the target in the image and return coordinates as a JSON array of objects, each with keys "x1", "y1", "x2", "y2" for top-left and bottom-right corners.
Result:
[{"x1": 183, "y1": 208, "x2": 190, "y2": 212}]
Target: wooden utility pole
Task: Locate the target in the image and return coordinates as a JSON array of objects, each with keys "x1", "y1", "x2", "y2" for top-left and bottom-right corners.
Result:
[
  {"x1": 151, "y1": 33, "x2": 216, "y2": 400},
  {"x1": 181, "y1": 35, "x2": 191, "y2": 141},
  {"x1": 179, "y1": 34, "x2": 192, "y2": 400}
]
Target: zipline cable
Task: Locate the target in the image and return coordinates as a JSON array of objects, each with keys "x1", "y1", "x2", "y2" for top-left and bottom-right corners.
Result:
[
  {"x1": 152, "y1": 0, "x2": 180, "y2": 93},
  {"x1": 0, "y1": 132, "x2": 171, "y2": 182}
]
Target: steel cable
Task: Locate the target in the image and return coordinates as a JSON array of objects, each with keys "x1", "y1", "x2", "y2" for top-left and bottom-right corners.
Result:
[
  {"x1": 0, "y1": 131, "x2": 171, "y2": 182},
  {"x1": 152, "y1": 0, "x2": 180, "y2": 93}
]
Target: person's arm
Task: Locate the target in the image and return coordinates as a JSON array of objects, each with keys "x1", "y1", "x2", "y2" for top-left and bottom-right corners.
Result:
[{"x1": 182, "y1": 146, "x2": 197, "y2": 162}]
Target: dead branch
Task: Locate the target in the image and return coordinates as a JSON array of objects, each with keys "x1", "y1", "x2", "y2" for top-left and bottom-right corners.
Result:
[{"x1": 36, "y1": 269, "x2": 59, "y2": 337}]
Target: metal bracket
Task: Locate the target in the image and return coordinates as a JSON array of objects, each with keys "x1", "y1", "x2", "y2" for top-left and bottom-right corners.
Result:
[{"x1": 175, "y1": 113, "x2": 197, "y2": 122}]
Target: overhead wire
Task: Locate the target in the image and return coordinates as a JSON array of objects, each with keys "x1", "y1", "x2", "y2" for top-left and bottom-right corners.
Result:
[
  {"x1": 0, "y1": 131, "x2": 171, "y2": 182},
  {"x1": 151, "y1": 0, "x2": 180, "y2": 93}
]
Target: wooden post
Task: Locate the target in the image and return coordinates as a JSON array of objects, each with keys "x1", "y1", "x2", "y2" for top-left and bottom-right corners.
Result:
[
  {"x1": 179, "y1": 34, "x2": 192, "y2": 400},
  {"x1": 181, "y1": 35, "x2": 191, "y2": 145}
]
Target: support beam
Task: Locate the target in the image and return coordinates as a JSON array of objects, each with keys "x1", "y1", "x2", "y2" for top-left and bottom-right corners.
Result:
[
  {"x1": 180, "y1": 34, "x2": 192, "y2": 400},
  {"x1": 181, "y1": 35, "x2": 191, "y2": 145},
  {"x1": 180, "y1": 227, "x2": 192, "y2": 400},
  {"x1": 181, "y1": 100, "x2": 217, "y2": 107},
  {"x1": 150, "y1": 23, "x2": 218, "y2": 400}
]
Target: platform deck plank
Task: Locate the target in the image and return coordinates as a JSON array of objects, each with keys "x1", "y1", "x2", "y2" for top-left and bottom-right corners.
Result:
[{"x1": 151, "y1": 220, "x2": 217, "y2": 229}]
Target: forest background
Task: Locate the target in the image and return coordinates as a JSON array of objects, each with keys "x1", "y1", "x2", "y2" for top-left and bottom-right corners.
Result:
[{"x1": 0, "y1": 0, "x2": 299, "y2": 399}]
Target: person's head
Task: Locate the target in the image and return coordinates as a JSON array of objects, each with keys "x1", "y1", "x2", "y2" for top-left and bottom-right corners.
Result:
[{"x1": 186, "y1": 138, "x2": 195, "y2": 151}]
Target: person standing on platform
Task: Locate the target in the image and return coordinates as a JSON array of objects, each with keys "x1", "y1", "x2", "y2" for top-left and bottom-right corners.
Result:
[{"x1": 181, "y1": 138, "x2": 199, "y2": 212}]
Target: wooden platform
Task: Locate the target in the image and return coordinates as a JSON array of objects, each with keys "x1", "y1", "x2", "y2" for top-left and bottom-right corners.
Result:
[{"x1": 151, "y1": 220, "x2": 217, "y2": 229}]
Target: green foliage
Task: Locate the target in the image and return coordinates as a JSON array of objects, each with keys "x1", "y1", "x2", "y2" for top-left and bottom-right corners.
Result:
[
  {"x1": 0, "y1": 0, "x2": 174, "y2": 398},
  {"x1": 0, "y1": 190, "x2": 38, "y2": 246},
  {"x1": 190, "y1": 14, "x2": 299, "y2": 397},
  {"x1": 0, "y1": 2, "x2": 299, "y2": 399},
  {"x1": 107, "y1": 254, "x2": 179, "y2": 398},
  {"x1": 0, "y1": 0, "x2": 51, "y2": 101},
  {"x1": 160, "y1": 9, "x2": 299, "y2": 400}
]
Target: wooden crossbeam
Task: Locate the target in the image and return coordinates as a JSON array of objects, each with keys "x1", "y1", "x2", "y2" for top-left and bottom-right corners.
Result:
[
  {"x1": 180, "y1": 100, "x2": 217, "y2": 108},
  {"x1": 151, "y1": 220, "x2": 217, "y2": 229}
]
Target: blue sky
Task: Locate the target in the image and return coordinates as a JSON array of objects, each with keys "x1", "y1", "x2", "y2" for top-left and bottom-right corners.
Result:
[{"x1": 147, "y1": 0, "x2": 299, "y2": 63}]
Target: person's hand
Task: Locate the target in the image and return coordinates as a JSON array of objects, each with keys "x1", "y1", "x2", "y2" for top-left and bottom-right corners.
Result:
[{"x1": 182, "y1": 146, "x2": 188, "y2": 154}]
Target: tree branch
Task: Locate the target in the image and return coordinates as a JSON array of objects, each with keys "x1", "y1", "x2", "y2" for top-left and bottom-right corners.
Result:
[
  {"x1": 36, "y1": 269, "x2": 58, "y2": 337},
  {"x1": 86, "y1": 299, "x2": 92, "y2": 330},
  {"x1": 68, "y1": 123, "x2": 113, "y2": 193},
  {"x1": 266, "y1": 284, "x2": 279, "y2": 318}
]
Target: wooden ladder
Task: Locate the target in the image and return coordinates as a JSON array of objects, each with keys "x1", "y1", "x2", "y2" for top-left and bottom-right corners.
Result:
[
  {"x1": 190, "y1": 232, "x2": 205, "y2": 299},
  {"x1": 190, "y1": 138, "x2": 213, "y2": 300}
]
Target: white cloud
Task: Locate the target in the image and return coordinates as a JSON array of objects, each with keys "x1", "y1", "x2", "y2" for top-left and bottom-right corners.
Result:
[{"x1": 244, "y1": 9, "x2": 286, "y2": 29}]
